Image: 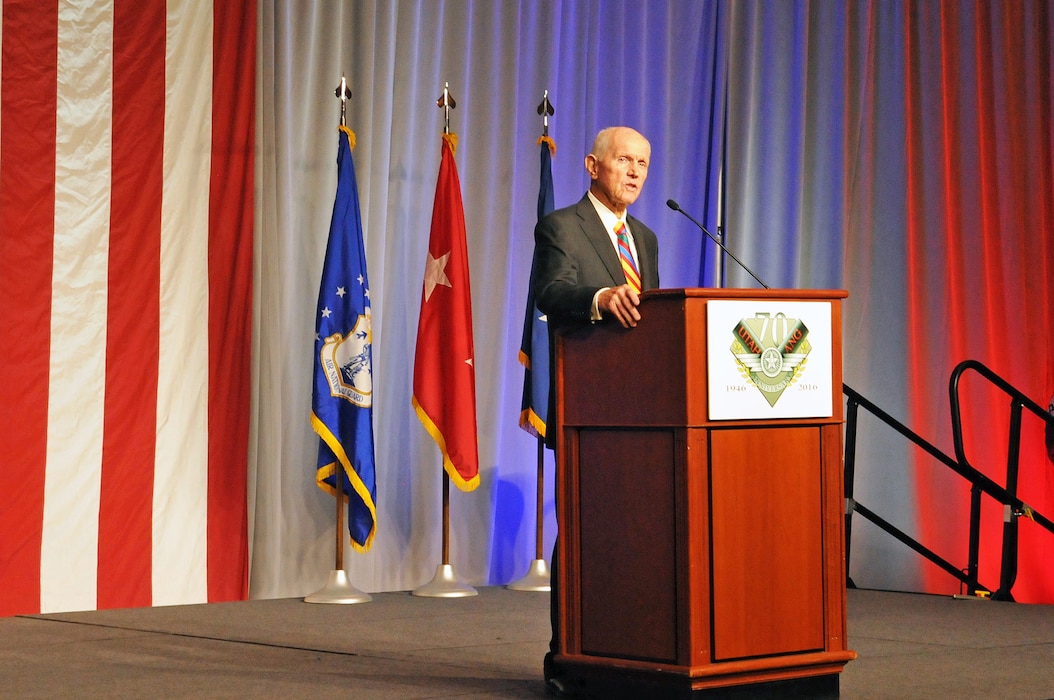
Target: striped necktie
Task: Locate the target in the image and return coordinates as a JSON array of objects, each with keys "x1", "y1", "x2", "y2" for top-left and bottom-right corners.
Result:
[{"x1": 615, "y1": 220, "x2": 641, "y2": 293}]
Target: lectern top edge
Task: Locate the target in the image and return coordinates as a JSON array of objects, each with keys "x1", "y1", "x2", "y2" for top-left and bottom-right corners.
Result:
[{"x1": 642, "y1": 287, "x2": 848, "y2": 301}]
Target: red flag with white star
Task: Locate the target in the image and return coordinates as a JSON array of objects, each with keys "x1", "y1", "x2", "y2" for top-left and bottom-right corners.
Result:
[{"x1": 412, "y1": 133, "x2": 480, "y2": 491}]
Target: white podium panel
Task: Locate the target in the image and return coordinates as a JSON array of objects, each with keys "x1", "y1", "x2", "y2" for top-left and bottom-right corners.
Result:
[{"x1": 706, "y1": 299, "x2": 834, "y2": 420}]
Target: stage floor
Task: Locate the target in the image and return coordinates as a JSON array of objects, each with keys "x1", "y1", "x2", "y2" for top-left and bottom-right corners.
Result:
[{"x1": 2, "y1": 587, "x2": 1052, "y2": 698}]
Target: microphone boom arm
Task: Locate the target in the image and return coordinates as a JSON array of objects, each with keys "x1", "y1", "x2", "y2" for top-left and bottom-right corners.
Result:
[{"x1": 666, "y1": 199, "x2": 770, "y2": 289}]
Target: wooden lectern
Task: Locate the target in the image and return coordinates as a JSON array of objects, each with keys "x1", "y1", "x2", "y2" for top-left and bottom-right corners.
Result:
[{"x1": 553, "y1": 288, "x2": 855, "y2": 699}]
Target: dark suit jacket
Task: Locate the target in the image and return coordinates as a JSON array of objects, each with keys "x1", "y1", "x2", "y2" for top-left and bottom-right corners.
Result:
[
  {"x1": 530, "y1": 194, "x2": 660, "y2": 446},
  {"x1": 532, "y1": 195, "x2": 660, "y2": 326}
]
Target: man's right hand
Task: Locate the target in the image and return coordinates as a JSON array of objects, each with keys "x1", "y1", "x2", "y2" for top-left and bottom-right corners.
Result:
[{"x1": 598, "y1": 284, "x2": 641, "y2": 328}]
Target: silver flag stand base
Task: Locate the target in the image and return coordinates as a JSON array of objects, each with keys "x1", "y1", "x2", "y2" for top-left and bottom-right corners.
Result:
[
  {"x1": 412, "y1": 564, "x2": 478, "y2": 598},
  {"x1": 506, "y1": 558, "x2": 551, "y2": 592},
  {"x1": 304, "y1": 569, "x2": 372, "y2": 604}
]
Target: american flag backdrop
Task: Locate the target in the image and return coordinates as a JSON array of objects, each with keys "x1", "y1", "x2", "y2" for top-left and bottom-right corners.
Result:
[{"x1": 0, "y1": 0, "x2": 254, "y2": 615}]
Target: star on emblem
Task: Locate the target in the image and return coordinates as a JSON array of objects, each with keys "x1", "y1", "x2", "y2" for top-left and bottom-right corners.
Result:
[{"x1": 423, "y1": 251, "x2": 452, "y2": 301}]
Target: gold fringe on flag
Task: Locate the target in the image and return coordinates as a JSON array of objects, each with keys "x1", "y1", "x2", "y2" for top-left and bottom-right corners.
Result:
[
  {"x1": 442, "y1": 131, "x2": 458, "y2": 154},
  {"x1": 339, "y1": 124, "x2": 357, "y2": 151}
]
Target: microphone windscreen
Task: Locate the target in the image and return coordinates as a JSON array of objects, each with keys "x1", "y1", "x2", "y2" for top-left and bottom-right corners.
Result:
[{"x1": 666, "y1": 199, "x2": 680, "y2": 211}]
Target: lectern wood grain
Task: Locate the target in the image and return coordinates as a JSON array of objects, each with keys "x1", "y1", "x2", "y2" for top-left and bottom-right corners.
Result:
[
  {"x1": 554, "y1": 288, "x2": 854, "y2": 697},
  {"x1": 710, "y1": 426, "x2": 825, "y2": 660}
]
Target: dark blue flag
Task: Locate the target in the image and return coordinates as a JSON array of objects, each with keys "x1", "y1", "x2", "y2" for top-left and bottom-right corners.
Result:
[
  {"x1": 518, "y1": 137, "x2": 556, "y2": 437},
  {"x1": 311, "y1": 126, "x2": 377, "y2": 552}
]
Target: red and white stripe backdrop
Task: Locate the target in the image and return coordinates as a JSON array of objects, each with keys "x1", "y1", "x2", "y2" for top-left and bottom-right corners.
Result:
[{"x1": 0, "y1": 0, "x2": 254, "y2": 615}]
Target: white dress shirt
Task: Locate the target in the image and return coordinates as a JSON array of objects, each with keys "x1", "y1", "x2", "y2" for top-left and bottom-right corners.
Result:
[{"x1": 586, "y1": 191, "x2": 640, "y2": 320}]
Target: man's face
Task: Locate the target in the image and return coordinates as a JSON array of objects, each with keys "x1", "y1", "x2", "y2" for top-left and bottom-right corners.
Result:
[{"x1": 586, "y1": 128, "x2": 650, "y2": 215}]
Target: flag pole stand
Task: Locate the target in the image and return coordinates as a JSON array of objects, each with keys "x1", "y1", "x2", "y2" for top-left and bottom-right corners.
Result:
[
  {"x1": 413, "y1": 471, "x2": 477, "y2": 598},
  {"x1": 508, "y1": 436, "x2": 551, "y2": 591},
  {"x1": 305, "y1": 569, "x2": 372, "y2": 604},
  {"x1": 305, "y1": 486, "x2": 371, "y2": 604}
]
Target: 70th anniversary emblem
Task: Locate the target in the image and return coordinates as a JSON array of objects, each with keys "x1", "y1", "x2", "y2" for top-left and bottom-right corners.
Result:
[
  {"x1": 706, "y1": 299, "x2": 833, "y2": 420},
  {"x1": 730, "y1": 312, "x2": 811, "y2": 407}
]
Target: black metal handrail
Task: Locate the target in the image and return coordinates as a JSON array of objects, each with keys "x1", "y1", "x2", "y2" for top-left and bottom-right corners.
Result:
[
  {"x1": 842, "y1": 383, "x2": 986, "y2": 594},
  {"x1": 843, "y1": 359, "x2": 1054, "y2": 600},
  {"x1": 949, "y1": 359, "x2": 1054, "y2": 600}
]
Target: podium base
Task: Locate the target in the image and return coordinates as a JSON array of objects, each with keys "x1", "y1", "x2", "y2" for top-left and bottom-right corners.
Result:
[
  {"x1": 573, "y1": 667, "x2": 839, "y2": 700},
  {"x1": 412, "y1": 564, "x2": 478, "y2": 598},
  {"x1": 304, "y1": 570, "x2": 372, "y2": 604},
  {"x1": 506, "y1": 558, "x2": 551, "y2": 592}
]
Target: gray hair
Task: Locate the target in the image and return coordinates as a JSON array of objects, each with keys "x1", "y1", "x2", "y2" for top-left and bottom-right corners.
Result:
[{"x1": 589, "y1": 126, "x2": 647, "y2": 160}]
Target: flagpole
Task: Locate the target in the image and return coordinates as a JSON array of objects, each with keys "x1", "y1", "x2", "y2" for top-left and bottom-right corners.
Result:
[
  {"x1": 508, "y1": 437, "x2": 551, "y2": 590},
  {"x1": 509, "y1": 90, "x2": 556, "y2": 593},
  {"x1": 534, "y1": 440, "x2": 544, "y2": 560},
  {"x1": 336, "y1": 74, "x2": 351, "y2": 127},
  {"x1": 336, "y1": 482, "x2": 344, "y2": 571},
  {"x1": 443, "y1": 473, "x2": 450, "y2": 563},
  {"x1": 413, "y1": 81, "x2": 477, "y2": 599},
  {"x1": 305, "y1": 76, "x2": 371, "y2": 605}
]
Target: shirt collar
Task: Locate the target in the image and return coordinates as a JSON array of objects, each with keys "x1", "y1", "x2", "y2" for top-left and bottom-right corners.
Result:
[{"x1": 586, "y1": 190, "x2": 629, "y2": 236}]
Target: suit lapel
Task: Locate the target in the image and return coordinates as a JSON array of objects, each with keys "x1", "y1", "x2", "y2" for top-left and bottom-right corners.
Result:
[{"x1": 575, "y1": 197, "x2": 625, "y2": 285}]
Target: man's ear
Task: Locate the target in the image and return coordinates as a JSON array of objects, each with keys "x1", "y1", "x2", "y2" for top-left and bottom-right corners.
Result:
[{"x1": 584, "y1": 154, "x2": 598, "y2": 178}]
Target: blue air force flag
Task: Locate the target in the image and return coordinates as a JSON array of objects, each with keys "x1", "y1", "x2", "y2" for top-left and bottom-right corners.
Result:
[
  {"x1": 311, "y1": 125, "x2": 378, "y2": 552},
  {"x1": 518, "y1": 137, "x2": 556, "y2": 438}
]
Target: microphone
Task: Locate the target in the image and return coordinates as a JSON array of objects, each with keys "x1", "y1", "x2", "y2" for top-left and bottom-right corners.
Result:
[{"x1": 666, "y1": 199, "x2": 769, "y2": 289}]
